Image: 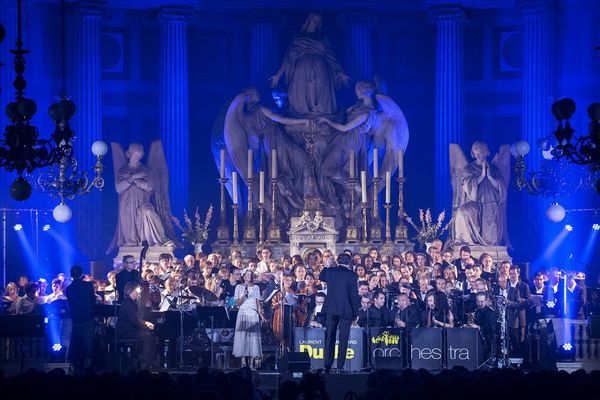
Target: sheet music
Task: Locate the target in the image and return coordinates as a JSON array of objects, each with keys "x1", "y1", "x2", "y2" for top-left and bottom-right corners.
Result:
[
  {"x1": 284, "y1": 292, "x2": 298, "y2": 306},
  {"x1": 530, "y1": 294, "x2": 545, "y2": 308}
]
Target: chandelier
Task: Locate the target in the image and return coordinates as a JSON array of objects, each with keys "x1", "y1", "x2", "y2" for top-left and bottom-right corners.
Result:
[
  {"x1": 35, "y1": 0, "x2": 107, "y2": 223},
  {"x1": 0, "y1": 0, "x2": 55, "y2": 201}
]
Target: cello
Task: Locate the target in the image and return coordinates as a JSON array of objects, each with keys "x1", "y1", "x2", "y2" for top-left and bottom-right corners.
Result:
[{"x1": 271, "y1": 275, "x2": 297, "y2": 352}]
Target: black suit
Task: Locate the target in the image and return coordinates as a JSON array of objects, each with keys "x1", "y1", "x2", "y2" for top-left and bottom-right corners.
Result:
[
  {"x1": 320, "y1": 265, "x2": 360, "y2": 370},
  {"x1": 65, "y1": 278, "x2": 97, "y2": 374},
  {"x1": 391, "y1": 304, "x2": 421, "y2": 329}
]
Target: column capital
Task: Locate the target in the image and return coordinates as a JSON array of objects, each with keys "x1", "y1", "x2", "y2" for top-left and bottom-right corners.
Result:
[
  {"x1": 158, "y1": 6, "x2": 196, "y2": 25},
  {"x1": 336, "y1": 12, "x2": 377, "y2": 30},
  {"x1": 246, "y1": 11, "x2": 287, "y2": 30},
  {"x1": 517, "y1": 0, "x2": 549, "y2": 17},
  {"x1": 427, "y1": 5, "x2": 466, "y2": 24},
  {"x1": 76, "y1": 0, "x2": 107, "y2": 18}
]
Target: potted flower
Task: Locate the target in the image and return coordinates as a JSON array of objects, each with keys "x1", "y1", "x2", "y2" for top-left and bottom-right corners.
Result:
[
  {"x1": 172, "y1": 204, "x2": 213, "y2": 254},
  {"x1": 404, "y1": 208, "x2": 453, "y2": 250}
]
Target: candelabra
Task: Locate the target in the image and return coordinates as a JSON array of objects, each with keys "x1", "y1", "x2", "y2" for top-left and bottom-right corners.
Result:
[
  {"x1": 0, "y1": 0, "x2": 55, "y2": 201},
  {"x1": 370, "y1": 177, "x2": 382, "y2": 242},
  {"x1": 395, "y1": 176, "x2": 409, "y2": 242},
  {"x1": 216, "y1": 177, "x2": 230, "y2": 244},
  {"x1": 268, "y1": 178, "x2": 281, "y2": 243},
  {"x1": 231, "y1": 203, "x2": 239, "y2": 245},
  {"x1": 384, "y1": 203, "x2": 392, "y2": 243},
  {"x1": 243, "y1": 177, "x2": 257, "y2": 243},
  {"x1": 345, "y1": 176, "x2": 358, "y2": 243},
  {"x1": 361, "y1": 202, "x2": 368, "y2": 245}
]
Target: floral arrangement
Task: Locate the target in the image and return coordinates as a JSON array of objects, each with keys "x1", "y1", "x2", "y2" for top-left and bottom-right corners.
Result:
[
  {"x1": 172, "y1": 204, "x2": 213, "y2": 245},
  {"x1": 404, "y1": 208, "x2": 453, "y2": 247}
]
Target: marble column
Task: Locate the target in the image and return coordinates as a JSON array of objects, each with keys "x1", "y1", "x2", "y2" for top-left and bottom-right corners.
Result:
[
  {"x1": 248, "y1": 12, "x2": 283, "y2": 95},
  {"x1": 0, "y1": 0, "x2": 18, "y2": 205},
  {"x1": 429, "y1": 6, "x2": 466, "y2": 215},
  {"x1": 337, "y1": 12, "x2": 376, "y2": 82},
  {"x1": 518, "y1": 0, "x2": 552, "y2": 253},
  {"x1": 159, "y1": 8, "x2": 194, "y2": 217},
  {"x1": 519, "y1": 0, "x2": 551, "y2": 170},
  {"x1": 72, "y1": 0, "x2": 105, "y2": 259}
]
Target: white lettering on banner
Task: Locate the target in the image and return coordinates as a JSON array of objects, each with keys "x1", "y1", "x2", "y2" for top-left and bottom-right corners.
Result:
[
  {"x1": 410, "y1": 346, "x2": 442, "y2": 360},
  {"x1": 373, "y1": 347, "x2": 401, "y2": 358},
  {"x1": 447, "y1": 346, "x2": 470, "y2": 360}
]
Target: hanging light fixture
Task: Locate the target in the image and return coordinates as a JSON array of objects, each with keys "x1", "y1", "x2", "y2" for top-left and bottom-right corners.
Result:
[
  {"x1": 36, "y1": 0, "x2": 107, "y2": 222},
  {"x1": 0, "y1": 0, "x2": 55, "y2": 201}
]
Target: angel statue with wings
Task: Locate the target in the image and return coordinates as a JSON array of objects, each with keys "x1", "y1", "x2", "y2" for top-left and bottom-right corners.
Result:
[
  {"x1": 449, "y1": 141, "x2": 511, "y2": 247},
  {"x1": 317, "y1": 80, "x2": 409, "y2": 224},
  {"x1": 107, "y1": 141, "x2": 178, "y2": 253}
]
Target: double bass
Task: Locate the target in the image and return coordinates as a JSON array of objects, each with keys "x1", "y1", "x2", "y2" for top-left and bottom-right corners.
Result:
[{"x1": 271, "y1": 276, "x2": 308, "y2": 352}]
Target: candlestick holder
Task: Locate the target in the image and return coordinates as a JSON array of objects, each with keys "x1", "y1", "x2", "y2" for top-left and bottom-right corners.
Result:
[
  {"x1": 258, "y1": 204, "x2": 266, "y2": 245},
  {"x1": 370, "y1": 177, "x2": 382, "y2": 243},
  {"x1": 232, "y1": 203, "x2": 240, "y2": 245},
  {"x1": 268, "y1": 178, "x2": 281, "y2": 243},
  {"x1": 395, "y1": 176, "x2": 409, "y2": 243},
  {"x1": 217, "y1": 177, "x2": 230, "y2": 244},
  {"x1": 345, "y1": 177, "x2": 358, "y2": 243},
  {"x1": 361, "y1": 202, "x2": 368, "y2": 245},
  {"x1": 384, "y1": 203, "x2": 392, "y2": 243},
  {"x1": 243, "y1": 177, "x2": 257, "y2": 243}
]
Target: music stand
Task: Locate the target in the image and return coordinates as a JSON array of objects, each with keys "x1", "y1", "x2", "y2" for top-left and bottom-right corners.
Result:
[
  {"x1": 0, "y1": 314, "x2": 46, "y2": 372},
  {"x1": 196, "y1": 306, "x2": 229, "y2": 369}
]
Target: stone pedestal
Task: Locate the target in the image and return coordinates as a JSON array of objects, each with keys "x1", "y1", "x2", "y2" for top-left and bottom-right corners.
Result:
[
  {"x1": 113, "y1": 245, "x2": 175, "y2": 266},
  {"x1": 450, "y1": 245, "x2": 512, "y2": 262},
  {"x1": 288, "y1": 215, "x2": 338, "y2": 257}
]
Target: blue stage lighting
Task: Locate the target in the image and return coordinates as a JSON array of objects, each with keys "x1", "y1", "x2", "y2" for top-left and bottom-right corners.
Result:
[
  {"x1": 43, "y1": 224, "x2": 51, "y2": 231},
  {"x1": 562, "y1": 343, "x2": 573, "y2": 351},
  {"x1": 546, "y1": 300, "x2": 556, "y2": 308},
  {"x1": 593, "y1": 224, "x2": 600, "y2": 231},
  {"x1": 13, "y1": 224, "x2": 23, "y2": 231},
  {"x1": 52, "y1": 343, "x2": 62, "y2": 352},
  {"x1": 565, "y1": 224, "x2": 573, "y2": 232}
]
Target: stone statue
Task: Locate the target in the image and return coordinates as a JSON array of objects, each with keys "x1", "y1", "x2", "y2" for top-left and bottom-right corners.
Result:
[
  {"x1": 107, "y1": 141, "x2": 178, "y2": 253},
  {"x1": 317, "y1": 80, "x2": 409, "y2": 223},
  {"x1": 269, "y1": 12, "x2": 349, "y2": 117},
  {"x1": 449, "y1": 141, "x2": 511, "y2": 247}
]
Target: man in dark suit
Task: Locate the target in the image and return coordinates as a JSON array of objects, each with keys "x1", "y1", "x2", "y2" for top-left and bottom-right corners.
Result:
[
  {"x1": 65, "y1": 265, "x2": 97, "y2": 375},
  {"x1": 320, "y1": 253, "x2": 360, "y2": 373},
  {"x1": 116, "y1": 255, "x2": 140, "y2": 303}
]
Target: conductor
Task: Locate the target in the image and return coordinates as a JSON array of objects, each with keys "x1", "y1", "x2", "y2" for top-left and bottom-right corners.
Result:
[{"x1": 320, "y1": 253, "x2": 360, "y2": 373}]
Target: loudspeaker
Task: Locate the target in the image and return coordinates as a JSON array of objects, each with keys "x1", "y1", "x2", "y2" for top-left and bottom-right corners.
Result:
[
  {"x1": 374, "y1": 356, "x2": 404, "y2": 370},
  {"x1": 590, "y1": 316, "x2": 600, "y2": 339},
  {"x1": 284, "y1": 351, "x2": 311, "y2": 373}
]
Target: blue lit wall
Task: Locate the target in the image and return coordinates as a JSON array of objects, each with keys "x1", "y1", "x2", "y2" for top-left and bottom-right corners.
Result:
[{"x1": 0, "y1": 1, "x2": 599, "y2": 284}]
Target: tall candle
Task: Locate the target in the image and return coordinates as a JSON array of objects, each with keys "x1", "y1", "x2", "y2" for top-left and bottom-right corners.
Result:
[
  {"x1": 247, "y1": 149, "x2": 253, "y2": 179},
  {"x1": 361, "y1": 171, "x2": 367, "y2": 203},
  {"x1": 398, "y1": 149, "x2": 404, "y2": 178},
  {"x1": 232, "y1": 172, "x2": 238, "y2": 204},
  {"x1": 349, "y1": 152, "x2": 355, "y2": 179},
  {"x1": 259, "y1": 171, "x2": 265, "y2": 204},
  {"x1": 220, "y1": 149, "x2": 225, "y2": 179},
  {"x1": 271, "y1": 149, "x2": 278, "y2": 179},
  {"x1": 385, "y1": 171, "x2": 391, "y2": 203},
  {"x1": 373, "y1": 148, "x2": 378, "y2": 178}
]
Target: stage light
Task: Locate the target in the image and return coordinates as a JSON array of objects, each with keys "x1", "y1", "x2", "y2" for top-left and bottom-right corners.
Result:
[
  {"x1": 43, "y1": 224, "x2": 51, "y2": 231},
  {"x1": 562, "y1": 343, "x2": 573, "y2": 351},
  {"x1": 52, "y1": 343, "x2": 62, "y2": 352},
  {"x1": 565, "y1": 224, "x2": 573, "y2": 231},
  {"x1": 13, "y1": 224, "x2": 23, "y2": 231},
  {"x1": 546, "y1": 301, "x2": 556, "y2": 309},
  {"x1": 593, "y1": 223, "x2": 600, "y2": 231}
]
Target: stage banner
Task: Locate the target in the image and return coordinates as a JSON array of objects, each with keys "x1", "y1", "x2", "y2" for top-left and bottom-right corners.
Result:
[
  {"x1": 410, "y1": 327, "x2": 443, "y2": 370},
  {"x1": 294, "y1": 327, "x2": 364, "y2": 371},
  {"x1": 446, "y1": 328, "x2": 482, "y2": 370},
  {"x1": 369, "y1": 328, "x2": 403, "y2": 360}
]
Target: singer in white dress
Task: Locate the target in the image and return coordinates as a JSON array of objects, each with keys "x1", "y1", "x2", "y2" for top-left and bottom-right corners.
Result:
[{"x1": 232, "y1": 270, "x2": 264, "y2": 365}]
